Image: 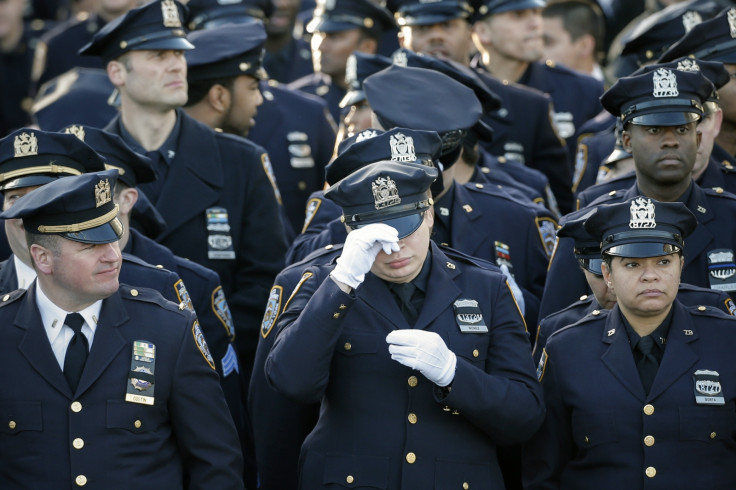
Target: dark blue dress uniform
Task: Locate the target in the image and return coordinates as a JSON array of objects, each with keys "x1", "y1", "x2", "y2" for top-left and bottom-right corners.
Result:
[
  {"x1": 265, "y1": 159, "x2": 543, "y2": 488},
  {"x1": 263, "y1": 38, "x2": 313, "y2": 85},
  {"x1": 0, "y1": 169, "x2": 244, "y2": 488}
]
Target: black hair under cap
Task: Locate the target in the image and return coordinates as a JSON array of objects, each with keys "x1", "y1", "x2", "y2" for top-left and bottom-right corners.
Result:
[{"x1": 186, "y1": 21, "x2": 267, "y2": 81}]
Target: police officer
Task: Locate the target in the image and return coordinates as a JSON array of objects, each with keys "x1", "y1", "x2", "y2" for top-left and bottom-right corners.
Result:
[
  {"x1": 524, "y1": 196, "x2": 736, "y2": 489},
  {"x1": 263, "y1": 0, "x2": 313, "y2": 84},
  {"x1": 265, "y1": 160, "x2": 544, "y2": 489},
  {"x1": 540, "y1": 61, "x2": 736, "y2": 319},
  {"x1": 338, "y1": 50, "x2": 391, "y2": 139},
  {"x1": 287, "y1": 0, "x2": 396, "y2": 123},
  {"x1": 78, "y1": 0, "x2": 287, "y2": 384},
  {"x1": 0, "y1": 169, "x2": 243, "y2": 488}
]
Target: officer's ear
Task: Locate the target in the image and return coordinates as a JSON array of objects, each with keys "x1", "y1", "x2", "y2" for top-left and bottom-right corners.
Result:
[
  {"x1": 115, "y1": 186, "x2": 138, "y2": 215},
  {"x1": 208, "y1": 84, "x2": 232, "y2": 114},
  {"x1": 29, "y1": 243, "x2": 54, "y2": 275},
  {"x1": 621, "y1": 129, "x2": 632, "y2": 153}
]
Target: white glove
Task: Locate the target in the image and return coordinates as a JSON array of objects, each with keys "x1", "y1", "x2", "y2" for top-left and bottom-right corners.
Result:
[
  {"x1": 386, "y1": 330, "x2": 456, "y2": 387},
  {"x1": 500, "y1": 263, "x2": 525, "y2": 316},
  {"x1": 330, "y1": 223, "x2": 400, "y2": 289}
]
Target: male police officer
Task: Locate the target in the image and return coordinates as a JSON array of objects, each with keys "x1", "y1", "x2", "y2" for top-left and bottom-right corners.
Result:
[{"x1": 0, "y1": 169, "x2": 243, "y2": 488}]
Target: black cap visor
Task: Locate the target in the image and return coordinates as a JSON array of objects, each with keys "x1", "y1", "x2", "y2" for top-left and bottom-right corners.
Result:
[
  {"x1": 351, "y1": 211, "x2": 425, "y2": 239},
  {"x1": 628, "y1": 110, "x2": 701, "y2": 126},
  {"x1": 62, "y1": 216, "x2": 124, "y2": 244},
  {"x1": 604, "y1": 241, "x2": 681, "y2": 258}
]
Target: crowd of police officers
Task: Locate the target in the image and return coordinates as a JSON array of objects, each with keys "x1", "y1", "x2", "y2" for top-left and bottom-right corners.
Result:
[{"x1": 2, "y1": 0, "x2": 736, "y2": 487}]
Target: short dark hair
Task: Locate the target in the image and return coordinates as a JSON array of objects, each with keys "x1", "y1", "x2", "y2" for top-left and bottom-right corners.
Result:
[
  {"x1": 185, "y1": 76, "x2": 236, "y2": 107},
  {"x1": 543, "y1": 0, "x2": 604, "y2": 58},
  {"x1": 26, "y1": 231, "x2": 61, "y2": 270}
]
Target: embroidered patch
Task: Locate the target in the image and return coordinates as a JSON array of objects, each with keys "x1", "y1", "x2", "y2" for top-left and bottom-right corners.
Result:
[
  {"x1": 261, "y1": 286, "x2": 283, "y2": 338},
  {"x1": 212, "y1": 286, "x2": 235, "y2": 340},
  {"x1": 536, "y1": 217, "x2": 558, "y2": 258},
  {"x1": 302, "y1": 198, "x2": 322, "y2": 233},
  {"x1": 174, "y1": 279, "x2": 194, "y2": 312},
  {"x1": 537, "y1": 349, "x2": 548, "y2": 382},
  {"x1": 192, "y1": 321, "x2": 215, "y2": 370}
]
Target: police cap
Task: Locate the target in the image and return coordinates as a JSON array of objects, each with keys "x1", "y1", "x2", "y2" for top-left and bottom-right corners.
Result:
[
  {"x1": 474, "y1": 0, "x2": 546, "y2": 19},
  {"x1": 600, "y1": 65, "x2": 713, "y2": 126},
  {"x1": 306, "y1": 0, "x2": 396, "y2": 36},
  {"x1": 327, "y1": 128, "x2": 442, "y2": 184},
  {"x1": 0, "y1": 128, "x2": 106, "y2": 192},
  {"x1": 79, "y1": 0, "x2": 193, "y2": 62},
  {"x1": 640, "y1": 57, "x2": 729, "y2": 112},
  {"x1": 557, "y1": 207, "x2": 602, "y2": 275},
  {"x1": 659, "y1": 7, "x2": 736, "y2": 64},
  {"x1": 340, "y1": 51, "x2": 392, "y2": 109},
  {"x1": 325, "y1": 160, "x2": 437, "y2": 238},
  {"x1": 186, "y1": 22, "x2": 267, "y2": 81},
  {"x1": 584, "y1": 196, "x2": 697, "y2": 258},
  {"x1": 602, "y1": 120, "x2": 632, "y2": 166},
  {"x1": 187, "y1": 0, "x2": 272, "y2": 30},
  {"x1": 61, "y1": 125, "x2": 156, "y2": 187},
  {"x1": 0, "y1": 169, "x2": 124, "y2": 244},
  {"x1": 394, "y1": 0, "x2": 473, "y2": 26}
]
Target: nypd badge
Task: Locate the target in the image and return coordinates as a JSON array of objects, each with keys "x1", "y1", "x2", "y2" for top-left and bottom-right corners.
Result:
[
  {"x1": 261, "y1": 286, "x2": 283, "y2": 338},
  {"x1": 707, "y1": 249, "x2": 736, "y2": 292},
  {"x1": 693, "y1": 369, "x2": 725, "y2": 405},
  {"x1": 629, "y1": 197, "x2": 656, "y2": 228},
  {"x1": 390, "y1": 133, "x2": 416, "y2": 162},
  {"x1": 652, "y1": 68, "x2": 679, "y2": 98},
  {"x1": 192, "y1": 321, "x2": 216, "y2": 370},
  {"x1": 126, "y1": 341, "x2": 156, "y2": 405},
  {"x1": 453, "y1": 299, "x2": 488, "y2": 333},
  {"x1": 261, "y1": 153, "x2": 282, "y2": 204},
  {"x1": 206, "y1": 207, "x2": 236, "y2": 259}
]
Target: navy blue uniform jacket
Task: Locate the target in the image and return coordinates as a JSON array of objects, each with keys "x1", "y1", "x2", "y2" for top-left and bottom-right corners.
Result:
[
  {"x1": 0, "y1": 283, "x2": 243, "y2": 489},
  {"x1": 265, "y1": 242, "x2": 544, "y2": 489},
  {"x1": 524, "y1": 301, "x2": 736, "y2": 489}
]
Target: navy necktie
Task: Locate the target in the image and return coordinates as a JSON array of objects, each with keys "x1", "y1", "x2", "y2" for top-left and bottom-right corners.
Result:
[
  {"x1": 391, "y1": 282, "x2": 419, "y2": 326},
  {"x1": 636, "y1": 335, "x2": 659, "y2": 394},
  {"x1": 63, "y1": 313, "x2": 88, "y2": 392}
]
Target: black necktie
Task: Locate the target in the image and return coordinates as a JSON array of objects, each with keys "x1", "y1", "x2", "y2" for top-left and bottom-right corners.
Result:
[
  {"x1": 63, "y1": 313, "x2": 88, "y2": 392},
  {"x1": 391, "y1": 282, "x2": 419, "y2": 326},
  {"x1": 139, "y1": 150, "x2": 166, "y2": 205},
  {"x1": 636, "y1": 335, "x2": 659, "y2": 394}
]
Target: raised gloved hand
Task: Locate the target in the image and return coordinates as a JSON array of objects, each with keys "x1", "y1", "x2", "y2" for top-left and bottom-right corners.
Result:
[
  {"x1": 500, "y1": 263, "x2": 525, "y2": 316},
  {"x1": 386, "y1": 330, "x2": 456, "y2": 387},
  {"x1": 330, "y1": 223, "x2": 400, "y2": 289}
]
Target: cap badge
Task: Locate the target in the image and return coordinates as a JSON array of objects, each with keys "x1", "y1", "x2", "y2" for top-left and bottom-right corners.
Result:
[
  {"x1": 392, "y1": 50, "x2": 408, "y2": 67},
  {"x1": 729, "y1": 9, "x2": 736, "y2": 38},
  {"x1": 64, "y1": 125, "x2": 86, "y2": 141},
  {"x1": 161, "y1": 0, "x2": 182, "y2": 28},
  {"x1": 372, "y1": 176, "x2": 401, "y2": 210},
  {"x1": 13, "y1": 132, "x2": 38, "y2": 157},
  {"x1": 653, "y1": 68, "x2": 679, "y2": 98},
  {"x1": 676, "y1": 58, "x2": 700, "y2": 72},
  {"x1": 681, "y1": 10, "x2": 703, "y2": 33},
  {"x1": 629, "y1": 197, "x2": 656, "y2": 229},
  {"x1": 390, "y1": 133, "x2": 416, "y2": 162},
  {"x1": 95, "y1": 178, "x2": 112, "y2": 207},
  {"x1": 356, "y1": 130, "x2": 378, "y2": 142}
]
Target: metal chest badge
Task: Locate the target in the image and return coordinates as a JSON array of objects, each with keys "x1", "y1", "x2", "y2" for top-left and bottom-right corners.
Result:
[
  {"x1": 693, "y1": 369, "x2": 725, "y2": 405},
  {"x1": 453, "y1": 299, "x2": 488, "y2": 333},
  {"x1": 206, "y1": 207, "x2": 236, "y2": 259},
  {"x1": 126, "y1": 341, "x2": 156, "y2": 405},
  {"x1": 707, "y1": 249, "x2": 736, "y2": 292}
]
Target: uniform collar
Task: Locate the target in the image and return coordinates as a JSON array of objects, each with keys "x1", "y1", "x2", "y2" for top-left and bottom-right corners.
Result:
[
  {"x1": 117, "y1": 109, "x2": 182, "y2": 166},
  {"x1": 13, "y1": 254, "x2": 37, "y2": 290},
  {"x1": 621, "y1": 304, "x2": 674, "y2": 354},
  {"x1": 35, "y1": 280, "x2": 102, "y2": 344}
]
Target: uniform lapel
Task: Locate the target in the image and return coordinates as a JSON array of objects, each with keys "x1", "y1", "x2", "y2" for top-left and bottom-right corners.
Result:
[
  {"x1": 681, "y1": 184, "x2": 715, "y2": 269},
  {"x1": 450, "y1": 183, "x2": 487, "y2": 257},
  {"x1": 359, "y1": 273, "x2": 408, "y2": 330},
  {"x1": 600, "y1": 307, "x2": 647, "y2": 401},
  {"x1": 415, "y1": 244, "x2": 461, "y2": 330}
]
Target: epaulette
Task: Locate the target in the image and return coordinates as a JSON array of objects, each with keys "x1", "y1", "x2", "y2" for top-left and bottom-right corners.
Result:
[
  {"x1": 586, "y1": 189, "x2": 623, "y2": 206},
  {"x1": 719, "y1": 160, "x2": 736, "y2": 173},
  {"x1": 123, "y1": 252, "x2": 172, "y2": 273},
  {"x1": 555, "y1": 306, "x2": 609, "y2": 334},
  {"x1": 0, "y1": 289, "x2": 27, "y2": 308},
  {"x1": 542, "y1": 294, "x2": 595, "y2": 320},
  {"x1": 439, "y1": 245, "x2": 498, "y2": 272},
  {"x1": 119, "y1": 284, "x2": 190, "y2": 315},
  {"x1": 298, "y1": 243, "x2": 343, "y2": 265},
  {"x1": 688, "y1": 304, "x2": 736, "y2": 319},
  {"x1": 704, "y1": 186, "x2": 736, "y2": 200},
  {"x1": 464, "y1": 181, "x2": 514, "y2": 202}
]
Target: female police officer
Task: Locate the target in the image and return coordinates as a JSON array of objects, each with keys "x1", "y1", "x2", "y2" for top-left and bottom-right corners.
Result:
[
  {"x1": 524, "y1": 196, "x2": 736, "y2": 489},
  {"x1": 265, "y1": 160, "x2": 544, "y2": 489}
]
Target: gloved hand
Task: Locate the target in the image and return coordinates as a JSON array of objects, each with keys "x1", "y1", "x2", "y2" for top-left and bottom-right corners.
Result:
[
  {"x1": 330, "y1": 223, "x2": 400, "y2": 289},
  {"x1": 386, "y1": 330, "x2": 456, "y2": 387},
  {"x1": 500, "y1": 263, "x2": 525, "y2": 316}
]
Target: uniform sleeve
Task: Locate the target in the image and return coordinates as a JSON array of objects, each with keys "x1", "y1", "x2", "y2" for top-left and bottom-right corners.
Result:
[
  {"x1": 286, "y1": 217, "x2": 346, "y2": 266},
  {"x1": 168, "y1": 310, "x2": 244, "y2": 489},
  {"x1": 440, "y1": 279, "x2": 545, "y2": 445},
  {"x1": 539, "y1": 236, "x2": 589, "y2": 320}
]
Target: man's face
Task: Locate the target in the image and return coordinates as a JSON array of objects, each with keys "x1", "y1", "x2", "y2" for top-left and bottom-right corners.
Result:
[
  {"x1": 399, "y1": 18, "x2": 473, "y2": 65},
  {"x1": 112, "y1": 49, "x2": 189, "y2": 112},
  {"x1": 3, "y1": 185, "x2": 39, "y2": 264},
  {"x1": 370, "y1": 209, "x2": 433, "y2": 283},
  {"x1": 342, "y1": 100, "x2": 374, "y2": 138},
  {"x1": 0, "y1": 0, "x2": 24, "y2": 40},
  {"x1": 476, "y1": 9, "x2": 544, "y2": 63},
  {"x1": 311, "y1": 29, "x2": 369, "y2": 81},
  {"x1": 267, "y1": 0, "x2": 302, "y2": 37},
  {"x1": 716, "y1": 64, "x2": 736, "y2": 125},
  {"x1": 222, "y1": 75, "x2": 263, "y2": 136},
  {"x1": 623, "y1": 122, "x2": 700, "y2": 187},
  {"x1": 542, "y1": 16, "x2": 576, "y2": 70},
  {"x1": 693, "y1": 110, "x2": 722, "y2": 177}
]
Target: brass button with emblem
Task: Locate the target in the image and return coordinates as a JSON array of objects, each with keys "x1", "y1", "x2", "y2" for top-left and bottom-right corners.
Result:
[
  {"x1": 711, "y1": 432, "x2": 717, "y2": 439},
  {"x1": 463, "y1": 483, "x2": 469, "y2": 490},
  {"x1": 8, "y1": 421, "x2": 16, "y2": 430},
  {"x1": 475, "y1": 183, "x2": 484, "y2": 189},
  {"x1": 71, "y1": 401, "x2": 82, "y2": 413},
  {"x1": 698, "y1": 306, "x2": 706, "y2": 311},
  {"x1": 346, "y1": 475, "x2": 354, "y2": 484},
  {"x1": 584, "y1": 436, "x2": 589, "y2": 444},
  {"x1": 130, "y1": 289, "x2": 139, "y2": 297},
  {"x1": 73, "y1": 438, "x2": 84, "y2": 449},
  {"x1": 2, "y1": 294, "x2": 8, "y2": 301},
  {"x1": 472, "y1": 349, "x2": 479, "y2": 358},
  {"x1": 339, "y1": 304, "x2": 347, "y2": 310},
  {"x1": 408, "y1": 376, "x2": 417, "y2": 387},
  {"x1": 344, "y1": 342, "x2": 352, "y2": 351},
  {"x1": 645, "y1": 467, "x2": 656, "y2": 478},
  {"x1": 643, "y1": 404, "x2": 654, "y2": 416},
  {"x1": 75, "y1": 475, "x2": 88, "y2": 486},
  {"x1": 134, "y1": 420, "x2": 142, "y2": 429},
  {"x1": 644, "y1": 435, "x2": 655, "y2": 447},
  {"x1": 406, "y1": 452, "x2": 416, "y2": 464},
  {"x1": 408, "y1": 413, "x2": 417, "y2": 424},
  {"x1": 333, "y1": 312, "x2": 340, "y2": 319}
]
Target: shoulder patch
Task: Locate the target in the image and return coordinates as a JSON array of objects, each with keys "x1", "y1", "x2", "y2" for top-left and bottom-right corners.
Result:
[
  {"x1": 212, "y1": 286, "x2": 235, "y2": 340},
  {"x1": 537, "y1": 348, "x2": 548, "y2": 382},
  {"x1": 261, "y1": 285, "x2": 283, "y2": 338},
  {"x1": 302, "y1": 197, "x2": 322, "y2": 233},
  {"x1": 572, "y1": 144, "x2": 587, "y2": 192},
  {"x1": 192, "y1": 320, "x2": 216, "y2": 370},
  {"x1": 174, "y1": 279, "x2": 194, "y2": 312},
  {"x1": 726, "y1": 298, "x2": 736, "y2": 316},
  {"x1": 261, "y1": 153, "x2": 282, "y2": 205},
  {"x1": 536, "y1": 216, "x2": 558, "y2": 258}
]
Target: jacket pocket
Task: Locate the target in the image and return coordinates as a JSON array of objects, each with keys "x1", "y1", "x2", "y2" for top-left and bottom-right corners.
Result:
[
  {"x1": 680, "y1": 401, "x2": 736, "y2": 442},
  {"x1": 106, "y1": 400, "x2": 167, "y2": 433},
  {"x1": 0, "y1": 401, "x2": 42, "y2": 434},
  {"x1": 322, "y1": 453, "x2": 389, "y2": 489}
]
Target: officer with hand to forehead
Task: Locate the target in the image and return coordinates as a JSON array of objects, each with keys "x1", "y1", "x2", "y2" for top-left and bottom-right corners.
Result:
[{"x1": 265, "y1": 160, "x2": 543, "y2": 489}]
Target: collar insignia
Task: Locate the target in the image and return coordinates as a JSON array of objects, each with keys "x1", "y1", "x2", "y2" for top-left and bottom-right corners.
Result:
[{"x1": 681, "y1": 11, "x2": 703, "y2": 32}]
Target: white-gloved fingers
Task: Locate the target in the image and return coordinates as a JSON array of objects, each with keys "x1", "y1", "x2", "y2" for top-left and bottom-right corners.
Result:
[{"x1": 331, "y1": 224, "x2": 400, "y2": 289}]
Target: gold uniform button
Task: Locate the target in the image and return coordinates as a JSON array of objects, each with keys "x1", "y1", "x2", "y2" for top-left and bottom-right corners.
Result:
[
  {"x1": 344, "y1": 342, "x2": 352, "y2": 351},
  {"x1": 346, "y1": 475, "x2": 354, "y2": 484},
  {"x1": 472, "y1": 349, "x2": 479, "y2": 358},
  {"x1": 408, "y1": 376, "x2": 418, "y2": 387},
  {"x1": 298, "y1": 181, "x2": 307, "y2": 191},
  {"x1": 698, "y1": 306, "x2": 707, "y2": 311},
  {"x1": 333, "y1": 312, "x2": 340, "y2": 319},
  {"x1": 408, "y1": 413, "x2": 417, "y2": 424},
  {"x1": 134, "y1": 420, "x2": 142, "y2": 429},
  {"x1": 155, "y1": 264, "x2": 164, "y2": 269},
  {"x1": 475, "y1": 183, "x2": 484, "y2": 189},
  {"x1": 75, "y1": 475, "x2": 88, "y2": 486},
  {"x1": 463, "y1": 483, "x2": 469, "y2": 490},
  {"x1": 339, "y1": 304, "x2": 347, "y2": 310},
  {"x1": 73, "y1": 438, "x2": 84, "y2": 449},
  {"x1": 406, "y1": 452, "x2": 416, "y2": 464},
  {"x1": 2, "y1": 294, "x2": 8, "y2": 301},
  {"x1": 130, "y1": 289, "x2": 139, "y2": 297},
  {"x1": 8, "y1": 421, "x2": 16, "y2": 430},
  {"x1": 644, "y1": 435, "x2": 655, "y2": 446},
  {"x1": 711, "y1": 432, "x2": 717, "y2": 439},
  {"x1": 645, "y1": 467, "x2": 656, "y2": 478},
  {"x1": 71, "y1": 401, "x2": 82, "y2": 413},
  {"x1": 592, "y1": 309, "x2": 601, "y2": 316},
  {"x1": 643, "y1": 404, "x2": 655, "y2": 416}
]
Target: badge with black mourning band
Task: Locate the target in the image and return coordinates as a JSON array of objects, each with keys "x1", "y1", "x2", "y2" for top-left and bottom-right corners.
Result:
[
  {"x1": 126, "y1": 341, "x2": 156, "y2": 405},
  {"x1": 693, "y1": 369, "x2": 725, "y2": 405},
  {"x1": 707, "y1": 249, "x2": 736, "y2": 292},
  {"x1": 206, "y1": 207, "x2": 235, "y2": 259},
  {"x1": 453, "y1": 299, "x2": 488, "y2": 333}
]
